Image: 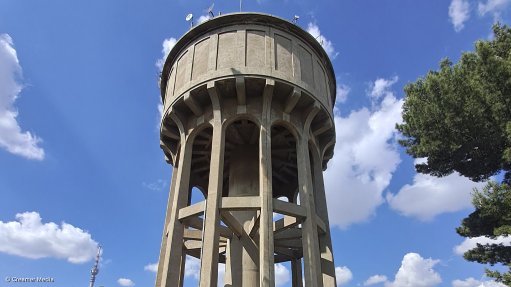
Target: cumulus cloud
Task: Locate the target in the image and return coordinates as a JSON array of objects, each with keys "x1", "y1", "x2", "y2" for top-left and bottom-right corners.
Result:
[
  {"x1": 336, "y1": 83, "x2": 350, "y2": 105},
  {"x1": 144, "y1": 262, "x2": 158, "y2": 272},
  {"x1": 387, "y1": 159, "x2": 486, "y2": 221},
  {"x1": 184, "y1": 256, "x2": 201, "y2": 280},
  {"x1": 0, "y1": 211, "x2": 98, "y2": 263},
  {"x1": 449, "y1": 0, "x2": 471, "y2": 31},
  {"x1": 306, "y1": 23, "x2": 338, "y2": 59},
  {"x1": 324, "y1": 77, "x2": 403, "y2": 228},
  {"x1": 478, "y1": 0, "x2": 511, "y2": 18},
  {"x1": 452, "y1": 277, "x2": 507, "y2": 287},
  {"x1": 369, "y1": 76, "x2": 398, "y2": 100},
  {"x1": 385, "y1": 253, "x2": 442, "y2": 287},
  {"x1": 156, "y1": 37, "x2": 177, "y2": 70},
  {"x1": 364, "y1": 275, "x2": 388, "y2": 286},
  {"x1": 275, "y1": 263, "x2": 291, "y2": 286},
  {"x1": 0, "y1": 34, "x2": 44, "y2": 160},
  {"x1": 180, "y1": 256, "x2": 225, "y2": 286},
  {"x1": 336, "y1": 266, "x2": 353, "y2": 286},
  {"x1": 197, "y1": 14, "x2": 212, "y2": 24},
  {"x1": 117, "y1": 278, "x2": 135, "y2": 287},
  {"x1": 454, "y1": 236, "x2": 511, "y2": 255}
]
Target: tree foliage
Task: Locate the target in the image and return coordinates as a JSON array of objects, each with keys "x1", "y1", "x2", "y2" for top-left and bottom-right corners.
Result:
[
  {"x1": 397, "y1": 24, "x2": 511, "y2": 184},
  {"x1": 397, "y1": 23, "x2": 511, "y2": 285},
  {"x1": 456, "y1": 182, "x2": 511, "y2": 285}
]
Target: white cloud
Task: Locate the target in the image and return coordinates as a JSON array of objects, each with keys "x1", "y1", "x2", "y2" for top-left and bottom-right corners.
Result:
[
  {"x1": 176, "y1": 256, "x2": 225, "y2": 286},
  {"x1": 275, "y1": 263, "x2": 291, "y2": 286},
  {"x1": 0, "y1": 34, "x2": 44, "y2": 160},
  {"x1": 449, "y1": 0, "x2": 471, "y2": 32},
  {"x1": 336, "y1": 83, "x2": 350, "y2": 104},
  {"x1": 370, "y1": 76, "x2": 398, "y2": 100},
  {"x1": 454, "y1": 236, "x2": 511, "y2": 255},
  {"x1": 336, "y1": 266, "x2": 353, "y2": 286},
  {"x1": 158, "y1": 103, "x2": 164, "y2": 118},
  {"x1": 453, "y1": 277, "x2": 508, "y2": 287},
  {"x1": 156, "y1": 37, "x2": 176, "y2": 127},
  {"x1": 478, "y1": 0, "x2": 511, "y2": 18},
  {"x1": 387, "y1": 159, "x2": 486, "y2": 221},
  {"x1": 0, "y1": 211, "x2": 98, "y2": 263},
  {"x1": 364, "y1": 275, "x2": 389, "y2": 286},
  {"x1": 385, "y1": 253, "x2": 442, "y2": 287},
  {"x1": 143, "y1": 179, "x2": 167, "y2": 191},
  {"x1": 144, "y1": 262, "x2": 158, "y2": 272},
  {"x1": 117, "y1": 278, "x2": 135, "y2": 287},
  {"x1": 218, "y1": 263, "x2": 225, "y2": 287},
  {"x1": 306, "y1": 23, "x2": 338, "y2": 59},
  {"x1": 324, "y1": 77, "x2": 403, "y2": 228},
  {"x1": 185, "y1": 256, "x2": 201, "y2": 280},
  {"x1": 197, "y1": 14, "x2": 212, "y2": 24},
  {"x1": 156, "y1": 37, "x2": 177, "y2": 70}
]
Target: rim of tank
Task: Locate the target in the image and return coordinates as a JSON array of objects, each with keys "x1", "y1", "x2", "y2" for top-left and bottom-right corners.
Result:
[{"x1": 159, "y1": 12, "x2": 337, "y2": 106}]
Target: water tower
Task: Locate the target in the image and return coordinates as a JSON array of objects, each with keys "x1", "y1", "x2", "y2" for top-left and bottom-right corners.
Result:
[{"x1": 156, "y1": 13, "x2": 337, "y2": 287}]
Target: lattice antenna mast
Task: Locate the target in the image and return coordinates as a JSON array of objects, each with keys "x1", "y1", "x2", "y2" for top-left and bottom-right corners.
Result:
[{"x1": 89, "y1": 245, "x2": 102, "y2": 287}]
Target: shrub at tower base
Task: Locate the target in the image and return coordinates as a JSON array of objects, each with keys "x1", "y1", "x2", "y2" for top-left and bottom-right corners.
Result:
[{"x1": 396, "y1": 24, "x2": 511, "y2": 285}]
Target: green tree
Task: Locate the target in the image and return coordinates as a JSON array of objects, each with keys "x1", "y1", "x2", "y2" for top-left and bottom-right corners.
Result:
[
  {"x1": 457, "y1": 182, "x2": 511, "y2": 285},
  {"x1": 397, "y1": 23, "x2": 511, "y2": 285},
  {"x1": 397, "y1": 23, "x2": 511, "y2": 184}
]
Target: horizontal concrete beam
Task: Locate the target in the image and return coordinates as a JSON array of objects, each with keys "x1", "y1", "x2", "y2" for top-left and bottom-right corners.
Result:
[
  {"x1": 184, "y1": 240, "x2": 203, "y2": 250},
  {"x1": 178, "y1": 201, "x2": 206, "y2": 221},
  {"x1": 274, "y1": 228, "x2": 302, "y2": 240},
  {"x1": 273, "y1": 199, "x2": 306, "y2": 218},
  {"x1": 275, "y1": 238, "x2": 302, "y2": 249},
  {"x1": 182, "y1": 216, "x2": 233, "y2": 239},
  {"x1": 220, "y1": 196, "x2": 261, "y2": 210},
  {"x1": 274, "y1": 215, "x2": 301, "y2": 233}
]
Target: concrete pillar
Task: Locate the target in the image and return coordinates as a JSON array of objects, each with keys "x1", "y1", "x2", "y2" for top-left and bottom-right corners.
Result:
[
  {"x1": 259, "y1": 80, "x2": 275, "y2": 287},
  {"x1": 158, "y1": 136, "x2": 193, "y2": 287},
  {"x1": 224, "y1": 238, "x2": 242, "y2": 286},
  {"x1": 297, "y1": 137, "x2": 323, "y2": 287},
  {"x1": 199, "y1": 83, "x2": 225, "y2": 287},
  {"x1": 311, "y1": 147, "x2": 337, "y2": 287},
  {"x1": 179, "y1": 253, "x2": 186, "y2": 287},
  {"x1": 291, "y1": 258, "x2": 303, "y2": 287},
  {"x1": 155, "y1": 165, "x2": 178, "y2": 287},
  {"x1": 229, "y1": 144, "x2": 260, "y2": 287}
]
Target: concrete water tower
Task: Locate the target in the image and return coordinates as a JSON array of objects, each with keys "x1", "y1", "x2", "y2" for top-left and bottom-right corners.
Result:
[{"x1": 156, "y1": 13, "x2": 337, "y2": 287}]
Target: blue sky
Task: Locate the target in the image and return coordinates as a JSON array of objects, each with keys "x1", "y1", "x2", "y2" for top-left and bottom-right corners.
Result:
[{"x1": 1, "y1": 0, "x2": 510, "y2": 287}]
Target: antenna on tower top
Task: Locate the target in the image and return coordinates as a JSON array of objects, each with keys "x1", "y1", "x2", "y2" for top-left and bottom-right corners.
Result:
[
  {"x1": 207, "y1": 3, "x2": 215, "y2": 17},
  {"x1": 89, "y1": 245, "x2": 102, "y2": 287},
  {"x1": 240, "y1": 0, "x2": 242, "y2": 12}
]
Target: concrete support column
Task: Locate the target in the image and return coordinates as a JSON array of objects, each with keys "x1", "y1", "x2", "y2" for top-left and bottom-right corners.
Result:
[
  {"x1": 156, "y1": 165, "x2": 178, "y2": 287},
  {"x1": 158, "y1": 134, "x2": 193, "y2": 287},
  {"x1": 311, "y1": 147, "x2": 337, "y2": 287},
  {"x1": 297, "y1": 136, "x2": 323, "y2": 287},
  {"x1": 179, "y1": 252, "x2": 186, "y2": 287},
  {"x1": 291, "y1": 258, "x2": 303, "y2": 287},
  {"x1": 259, "y1": 80, "x2": 275, "y2": 287},
  {"x1": 224, "y1": 238, "x2": 242, "y2": 286},
  {"x1": 199, "y1": 82, "x2": 225, "y2": 287}
]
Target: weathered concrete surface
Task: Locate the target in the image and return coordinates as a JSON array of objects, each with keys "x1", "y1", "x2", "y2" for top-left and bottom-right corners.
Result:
[{"x1": 156, "y1": 12, "x2": 338, "y2": 287}]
